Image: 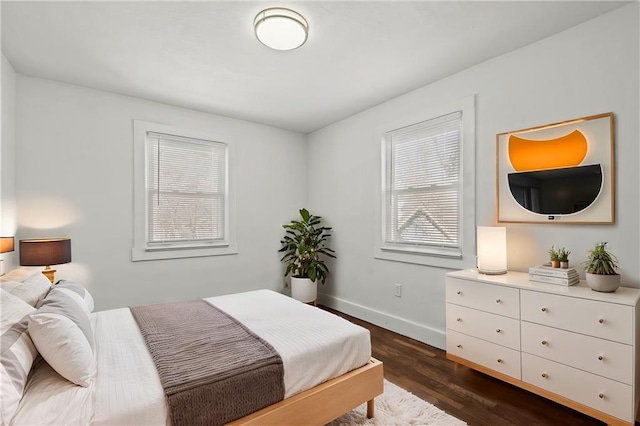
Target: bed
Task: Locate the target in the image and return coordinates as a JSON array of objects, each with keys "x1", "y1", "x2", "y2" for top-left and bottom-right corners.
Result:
[{"x1": 1, "y1": 272, "x2": 383, "y2": 426}]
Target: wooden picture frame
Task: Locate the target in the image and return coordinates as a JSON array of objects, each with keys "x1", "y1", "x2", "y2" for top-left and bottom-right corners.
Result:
[{"x1": 496, "y1": 112, "x2": 615, "y2": 224}]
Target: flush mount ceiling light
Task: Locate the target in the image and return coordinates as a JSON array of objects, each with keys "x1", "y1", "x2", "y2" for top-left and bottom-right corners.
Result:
[{"x1": 254, "y1": 7, "x2": 308, "y2": 51}]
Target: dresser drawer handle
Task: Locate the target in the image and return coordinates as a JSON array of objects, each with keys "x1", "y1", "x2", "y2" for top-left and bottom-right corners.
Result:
[
  {"x1": 496, "y1": 299, "x2": 502, "y2": 304},
  {"x1": 599, "y1": 318, "x2": 605, "y2": 324},
  {"x1": 599, "y1": 393, "x2": 605, "y2": 399},
  {"x1": 496, "y1": 329, "x2": 501, "y2": 333},
  {"x1": 456, "y1": 291, "x2": 462, "y2": 295},
  {"x1": 541, "y1": 373, "x2": 548, "y2": 378},
  {"x1": 497, "y1": 358, "x2": 503, "y2": 364},
  {"x1": 598, "y1": 355, "x2": 604, "y2": 361},
  {"x1": 456, "y1": 318, "x2": 462, "y2": 322},
  {"x1": 541, "y1": 307, "x2": 547, "y2": 312},
  {"x1": 541, "y1": 340, "x2": 548, "y2": 346},
  {"x1": 456, "y1": 344, "x2": 462, "y2": 349}
]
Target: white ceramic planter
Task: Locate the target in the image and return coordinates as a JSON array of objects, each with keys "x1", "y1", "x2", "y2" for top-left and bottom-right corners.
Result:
[
  {"x1": 291, "y1": 277, "x2": 317, "y2": 303},
  {"x1": 586, "y1": 273, "x2": 621, "y2": 293}
]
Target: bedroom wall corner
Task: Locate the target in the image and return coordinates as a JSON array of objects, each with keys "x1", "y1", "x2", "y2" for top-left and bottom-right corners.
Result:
[
  {"x1": 307, "y1": 3, "x2": 640, "y2": 348},
  {"x1": 14, "y1": 76, "x2": 308, "y2": 310},
  {"x1": 1, "y1": 53, "x2": 18, "y2": 272}
]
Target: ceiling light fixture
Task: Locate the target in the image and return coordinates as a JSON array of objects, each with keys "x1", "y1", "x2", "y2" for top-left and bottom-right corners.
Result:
[{"x1": 254, "y1": 7, "x2": 308, "y2": 51}]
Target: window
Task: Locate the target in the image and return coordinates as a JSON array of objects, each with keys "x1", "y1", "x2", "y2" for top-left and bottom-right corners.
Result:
[
  {"x1": 147, "y1": 133, "x2": 226, "y2": 247},
  {"x1": 133, "y1": 121, "x2": 237, "y2": 261},
  {"x1": 376, "y1": 96, "x2": 475, "y2": 267},
  {"x1": 384, "y1": 112, "x2": 462, "y2": 255}
]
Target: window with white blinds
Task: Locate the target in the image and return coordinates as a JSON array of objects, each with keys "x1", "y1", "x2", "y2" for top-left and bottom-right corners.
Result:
[
  {"x1": 383, "y1": 111, "x2": 463, "y2": 257},
  {"x1": 146, "y1": 132, "x2": 227, "y2": 248},
  {"x1": 132, "y1": 120, "x2": 237, "y2": 261}
]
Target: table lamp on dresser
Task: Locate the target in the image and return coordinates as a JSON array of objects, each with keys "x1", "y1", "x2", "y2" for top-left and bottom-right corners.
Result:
[
  {"x1": 19, "y1": 238, "x2": 72, "y2": 284},
  {"x1": 476, "y1": 226, "x2": 507, "y2": 275}
]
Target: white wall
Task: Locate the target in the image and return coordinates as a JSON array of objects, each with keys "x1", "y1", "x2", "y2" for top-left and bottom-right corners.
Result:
[
  {"x1": 308, "y1": 4, "x2": 640, "y2": 349},
  {"x1": 15, "y1": 76, "x2": 307, "y2": 310},
  {"x1": 7, "y1": 3, "x2": 639, "y2": 348},
  {"x1": 1, "y1": 54, "x2": 18, "y2": 272}
]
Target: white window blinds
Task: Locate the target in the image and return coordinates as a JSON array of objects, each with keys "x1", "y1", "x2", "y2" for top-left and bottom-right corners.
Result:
[
  {"x1": 146, "y1": 132, "x2": 227, "y2": 248},
  {"x1": 383, "y1": 111, "x2": 462, "y2": 255}
]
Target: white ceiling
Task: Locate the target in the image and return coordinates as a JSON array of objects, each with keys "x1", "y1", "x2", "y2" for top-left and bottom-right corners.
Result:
[{"x1": 1, "y1": 1, "x2": 627, "y2": 134}]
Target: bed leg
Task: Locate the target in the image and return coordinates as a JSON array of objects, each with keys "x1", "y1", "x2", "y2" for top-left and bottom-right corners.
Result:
[{"x1": 366, "y1": 399, "x2": 375, "y2": 419}]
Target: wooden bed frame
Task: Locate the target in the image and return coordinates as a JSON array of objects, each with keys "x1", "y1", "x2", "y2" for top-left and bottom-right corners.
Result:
[{"x1": 229, "y1": 358, "x2": 384, "y2": 425}]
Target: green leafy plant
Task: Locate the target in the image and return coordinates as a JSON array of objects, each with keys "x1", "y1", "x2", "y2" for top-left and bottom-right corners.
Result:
[
  {"x1": 583, "y1": 242, "x2": 618, "y2": 275},
  {"x1": 279, "y1": 208, "x2": 336, "y2": 284},
  {"x1": 557, "y1": 247, "x2": 571, "y2": 263},
  {"x1": 548, "y1": 245, "x2": 559, "y2": 262}
]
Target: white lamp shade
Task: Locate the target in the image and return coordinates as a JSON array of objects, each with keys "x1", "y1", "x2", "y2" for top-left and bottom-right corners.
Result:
[
  {"x1": 254, "y1": 8, "x2": 308, "y2": 51},
  {"x1": 477, "y1": 226, "x2": 507, "y2": 274}
]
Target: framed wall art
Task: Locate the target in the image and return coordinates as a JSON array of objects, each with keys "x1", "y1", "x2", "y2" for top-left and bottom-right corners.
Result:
[{"x1": 496, "y1": 112, "x2": 614, "y2": 224}]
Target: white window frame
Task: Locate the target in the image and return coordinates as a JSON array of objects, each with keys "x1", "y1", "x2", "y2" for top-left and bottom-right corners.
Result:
[
  {"x1": 132, "y1": 120, "x2": 237, "y2": 261},
  {"x1": 374, "y1": 95, "x2": 475, "y2": 268}
]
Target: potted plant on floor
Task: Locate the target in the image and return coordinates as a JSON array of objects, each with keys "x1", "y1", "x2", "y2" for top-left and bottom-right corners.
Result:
[
  {"x1": 583, "y1": 242, "x2": 620, "y2": 292},
  {"x1": 279, "y1": 208, "x2": 336, "y2": 304}
]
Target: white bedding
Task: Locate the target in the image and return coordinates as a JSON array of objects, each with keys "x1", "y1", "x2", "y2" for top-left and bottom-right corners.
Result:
[{"x1": 10, "y1": 290, "x2": 371, "y2": 425}]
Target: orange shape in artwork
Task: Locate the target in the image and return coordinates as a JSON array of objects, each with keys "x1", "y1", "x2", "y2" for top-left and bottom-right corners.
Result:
[{"x1": 508, "y1": 129, "x2": 588, "y2": 172}]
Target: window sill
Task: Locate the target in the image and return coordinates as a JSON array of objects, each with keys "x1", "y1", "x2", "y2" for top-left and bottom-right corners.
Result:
[
  {"x1": 374, "y1": 245, "x2": 466, "y2": 268},
  {"x1": 131, "y1": 244, "x2": 238, "y2": 262}
]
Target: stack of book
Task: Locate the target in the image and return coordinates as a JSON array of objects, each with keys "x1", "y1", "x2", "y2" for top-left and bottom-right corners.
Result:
[{"x1": 528, "y1": 265, "x2": 580, "y2": 286}]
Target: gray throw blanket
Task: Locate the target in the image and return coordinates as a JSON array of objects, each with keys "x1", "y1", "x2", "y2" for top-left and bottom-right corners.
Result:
[{"x1": 130, "y1": 299, "x2": 285, "y2": 426}]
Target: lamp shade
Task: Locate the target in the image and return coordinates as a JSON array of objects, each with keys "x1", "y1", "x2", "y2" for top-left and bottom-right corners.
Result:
[
  {"x1": 20, "y1": 238, "x2": 72, "y2": 266},
  {"x1": 477, "y1": 226, "x2": 507, "y2": 275},
  {"x1": 254, "y1": 8, "x2": 308, "y2": 50},
  {"x1": 1, "y1": 237, "x2": 15, "y2": 253}
]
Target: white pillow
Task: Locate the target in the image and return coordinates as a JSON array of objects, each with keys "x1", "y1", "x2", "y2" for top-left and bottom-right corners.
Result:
[
  {"x1": 28, "y1": 313, "x2": 94, "y2": 387},
  {"x1": 0, "y1": 290, "x2": 38, "y2": 424},
  {"x1": 8, "y1": 273, "x2": 51, "y2": 307},
  {"x1": 0, "y1": 268, "x2": 37, "y2": 283},
  {"x1": 54, "y1": 280, "x2": 94, "y2": 313},
  {"x1": 1, "y1": 289, "x2": 36, "y2": 329},
  {"x1": 0, "y1": 280, "x2": 21, "y2": 293},
  {"x1": 28, "y1": 287, "x2": 95, "y2": 387}
]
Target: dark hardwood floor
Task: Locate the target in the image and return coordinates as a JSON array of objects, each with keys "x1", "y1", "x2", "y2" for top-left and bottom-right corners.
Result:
[{"x1": 323, "y1": 307, "x2": 617, "y2": 426}]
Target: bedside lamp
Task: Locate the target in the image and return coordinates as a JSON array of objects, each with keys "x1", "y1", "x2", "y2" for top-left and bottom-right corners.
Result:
[
  {"x1": 477, "y1": 226, "x2": 507, "y2": 275},
  {"x1": 1, "y1": 237, "x2": 15, "y2": 276},
  {"x1": 19, "y1": 238, "x2": 71, "y2": 284},
  {"x1": 1, "y1": 237, "x2": 15, "y2": 254}
]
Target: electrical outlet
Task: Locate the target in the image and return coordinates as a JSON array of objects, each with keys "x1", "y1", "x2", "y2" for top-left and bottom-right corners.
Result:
[{"x1": 395, "y1": 283, "x2": 402, "y2": 298}]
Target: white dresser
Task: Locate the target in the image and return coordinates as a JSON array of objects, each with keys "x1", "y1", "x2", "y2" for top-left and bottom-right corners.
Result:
[{"x1": 446, "y1": 269, "x2": 640, "y2": 426}]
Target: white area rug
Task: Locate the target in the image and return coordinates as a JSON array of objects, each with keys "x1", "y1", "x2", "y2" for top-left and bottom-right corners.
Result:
[{"x1": 328, "y1": 379, "x2": 467, "y2": 425}]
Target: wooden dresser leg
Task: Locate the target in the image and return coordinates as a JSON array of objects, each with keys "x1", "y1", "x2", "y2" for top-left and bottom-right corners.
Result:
[{"x1": 366, "y1": 399, "x2": 375, "y2": 419}]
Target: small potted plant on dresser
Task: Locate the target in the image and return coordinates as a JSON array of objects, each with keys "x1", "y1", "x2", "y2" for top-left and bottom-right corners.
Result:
[
  {"x1": 583, "y1": 242, "x2": 620, "y2": 292},
  {"x1": 548, "y1": 246, "x2": 560, "y2": 268},
  {"x1": 558, "y1": 247, "x2": 571, "y2": 269},
  {"x1": 279, "y1": 208, "x2": 336, "y2": 304}
]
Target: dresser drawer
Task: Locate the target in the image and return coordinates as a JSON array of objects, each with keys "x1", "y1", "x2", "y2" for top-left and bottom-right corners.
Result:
[
  {"x1": 521, "y1": 321, "x2": 632, "y2": 385},
  {"x1": 446, "y1": 303, "x2": 520, "y2": 350},
  {"x1": 522, "y1": 353, "x2": 633, "y2": 422},
  {"x1": 521, "y1": 290, "x2": 633, "y2": 345},
  {"x1": 447, "y1": 278, "x2": 519, "y2": 319},
  {"x1": 447, "y1": 330, "x2": 521, "y2": 379}
]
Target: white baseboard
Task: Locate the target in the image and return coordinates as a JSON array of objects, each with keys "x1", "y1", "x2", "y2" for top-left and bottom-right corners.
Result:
[{"x1": 318, "y1": 293, "x2": 446, "y2": 350}]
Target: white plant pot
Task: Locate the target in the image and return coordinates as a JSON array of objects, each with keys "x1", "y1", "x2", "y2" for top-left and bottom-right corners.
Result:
[
  {"x1": 586, "y1": 273, "x2": 621, "y2": 293},
  {"x1": 291, "y1": 277, "x2": 317, "y2": 303}
]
